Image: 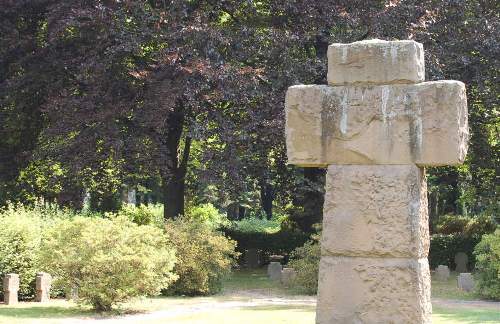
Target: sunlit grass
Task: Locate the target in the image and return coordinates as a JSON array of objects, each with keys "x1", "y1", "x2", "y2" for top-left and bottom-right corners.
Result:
[{"x1": 0, "y1": 269, "x2": 498, "y2": 323}]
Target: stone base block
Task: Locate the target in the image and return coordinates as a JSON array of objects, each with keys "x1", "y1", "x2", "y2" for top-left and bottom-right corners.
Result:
[
  {"x1": 322, "y1": 165, "x2": 429, "y2": 258},
  {"x1": 316, "y1": 256, "x2": 431, "y2": 324}
]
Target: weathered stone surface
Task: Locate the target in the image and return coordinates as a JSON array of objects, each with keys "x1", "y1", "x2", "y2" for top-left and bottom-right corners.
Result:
[
  {"x1": 267, "y1": 262, "x2": 282, "y2": 281},
  {"x1": 454, "y1": 252, "x2": 468, "y2": 273},
  {"x1": 316, "y1": 256, "x2": 431, "y2": 324},
  {"x1": 285, "y1": 81, "x2": 468, "y2": 166},
  {"x1": 328, "y1": 39, "x2": 425, "y2": 85},
  {"x1": 322, "y1": 165, "x2": 429, "y2": 258},
  {"x1": 457, "y1": 273, "x2": 475, "y2": 292},
  {"x1": 280, "y1": 268, "x2": 297, "y2": 286},
  {"x1": 3, "y1": 274, "x2": 19, "y2": 305},
  {"x1": 436, "y1": 265, "x2": 450, "y2": 281},
  {"x1": 35, "y1": 272, "x2": 52, "y2": 303}
]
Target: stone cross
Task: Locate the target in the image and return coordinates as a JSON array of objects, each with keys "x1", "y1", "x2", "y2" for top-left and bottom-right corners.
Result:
[
  {"x1": 35, "y1": 272, "x2": 52, "y2": 302},
  {"x1": 285, "y1": 39, "x2": 468, "y2": 323},
  {"x1": 3, "y1": 273, "x2": 19, "y2": 305}
]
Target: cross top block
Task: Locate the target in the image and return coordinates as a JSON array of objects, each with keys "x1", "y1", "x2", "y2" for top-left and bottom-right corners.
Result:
[
  {"x1": 328, "y1": 39, "x2": 425, "y2": 85},
  {"x1": 286, "y1": 39, "x2": 468, "y2": 167}
]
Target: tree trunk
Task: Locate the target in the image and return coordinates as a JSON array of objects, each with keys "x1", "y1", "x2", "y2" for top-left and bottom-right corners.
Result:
[
  {"x1": 161, "y1": 102, "x2": 192, "y2": 220},
  {"x1": 260, "y1": 180, "x2": 274, "y2": 220}
]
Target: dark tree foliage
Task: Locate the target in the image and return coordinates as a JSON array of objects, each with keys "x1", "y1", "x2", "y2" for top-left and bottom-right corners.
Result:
[{"x1": 1, "y1": 1, "x2": 498, "y2": 229}]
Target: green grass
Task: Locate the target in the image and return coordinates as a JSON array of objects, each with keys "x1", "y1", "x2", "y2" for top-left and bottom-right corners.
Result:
[
  {"x1": 433, "y1": 305, "x2": 500, "y2": 323},
  {"x1": 0, "y1": 269, "x2": 498, "y2": 323}
]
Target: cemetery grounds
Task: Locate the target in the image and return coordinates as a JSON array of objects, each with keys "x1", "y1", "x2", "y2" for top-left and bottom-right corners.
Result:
[{"x1": 0, "y1": 269, "x2": 498, "y2": 324}]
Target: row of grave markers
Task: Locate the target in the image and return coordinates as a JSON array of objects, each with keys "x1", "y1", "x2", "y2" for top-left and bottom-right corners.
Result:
[{"x1": 2, "y1": 273, "x2": 52, "y2": 305}]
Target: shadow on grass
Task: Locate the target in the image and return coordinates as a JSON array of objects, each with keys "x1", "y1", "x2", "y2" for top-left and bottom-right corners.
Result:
[
  {"x1": 433, "y1": 305, "x2": 500, "y2": 323},
  {"x1": 0, "y1": 306, "x2": 93, "y2": 319}
]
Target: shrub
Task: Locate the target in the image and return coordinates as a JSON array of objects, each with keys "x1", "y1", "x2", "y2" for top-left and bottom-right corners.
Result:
[
  {"x1": 185, "y1": 203, "x2": 229, "y2": 228},
  {"x1": 164, "y1": 218, "x2": 238, "y2": 295},
  {"x1": 464, "y1": 214, "x2": 498, "y2": 237},
  {"x1": 435, "y1": 214, "x2": 470, "y2": 235},
  {"x1": 0, "y1": 204, "x2": 43, "y2": 299},
  {"x1": 287, "y1": 240, "x2": 320, "y2": 294},
  {"x1": 110, "y1": 203, "x2": 164, "y2": 227},
  {"x1": 229, "y1": 215, "x2": 284, "y2": 234},
  {"x1": 40, "y1": 216, "x2": 177, "y2": 311},
  {"x1": 429, "y1": 234, "x2": 481, "y2": 270},
  {"x1": 223, "y1": 228, "x2": 308, "y2": 263},
  {"x1": 474, "y1": 229, "x2": 500, "y2": 300},
  {"x1": 286, "y1": 226, "x2": 321, "y2": 294}
]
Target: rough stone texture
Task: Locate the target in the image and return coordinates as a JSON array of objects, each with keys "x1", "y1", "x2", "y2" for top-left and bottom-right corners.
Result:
[
  {"x1": 285, "y1": 81, "x2": 468, "y2": 166},
  {"x1": 322, "y1": 165, "x2": 428, "y2": 258},
  {"x1": 436, "y1": 265, "x2": 451, "y2": 281},
  {"x1": 457, "y1": 273, "x2": 475, "y2": 292},
  {"x1": 328, "y1": 39, "x2": 425, "y2": 85},
  {"x1": 454, "y1": 252, "x2": 468, "y2": 273},
  {"x1": 280, "y1": 268, "x2": 297, "y2": 286},
  {"x1": 35, "y1": 272, "x2": 52, "y2": 302},
  {"x1": 3, "y1": 274, "x2": 19, "y2": 305},
  {"x1": 267, "y1": 262, "x2": 282, "y2": 281},
  {"x1": 316, "y1": 256, "x2": 431, "y2": 324}
]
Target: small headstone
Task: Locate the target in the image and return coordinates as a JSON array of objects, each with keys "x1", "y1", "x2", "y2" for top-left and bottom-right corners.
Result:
[
  {"x1": 2, "y1": 274, "x2": 19, "y2": 305},
  {"x1": 457, "y1": 273, "x2": 475, "y2": 292},
  {"x1": 454, "y1": 252, "x2": 468, "y2": 273},
  {"x1": 267, "y1": 262, "x2": 282, "y2": 281},
  {"x1": 280, "y1": 268, "x2": 297, "y2": 286},
  {"x1": 436, "y1": 265, "x2": 450, "y2": 281},
  {"x1": 35, "y1": 272, "x2": 52, "y2": 302},
  {"x1": 245, "y1": 249, "x2": 261, "y2": 268}
]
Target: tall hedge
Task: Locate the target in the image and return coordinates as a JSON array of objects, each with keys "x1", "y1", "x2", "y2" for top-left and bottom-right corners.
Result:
[{"x1": 429, "y1": 234, "x2": 481, "y2": 270}]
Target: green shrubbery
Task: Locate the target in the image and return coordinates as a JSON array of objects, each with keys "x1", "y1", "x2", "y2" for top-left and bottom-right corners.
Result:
[
  {"x1": 0, "y1": 204, "x2": 43, "y2": 299},
  {"x1": 109, "y1": 203, "x2": 164, "y2": 227},
  {"x1": 40, "y1": 216, "x2": 177, "y2": 311},
  {"x1": 474, "y1": 229, "x2": 500, "y2": 300},
  {"x1": 164, "y1": 218, "x2": 238, "y2": 295},
  {"x1": 429, "y1": 234, "x2": 481, "y2": 270},
  {"x1": 184, "y1": 203, "x2": 229, "y2": 228},
  {"x1": 286, "y1": 226, "x2": 321, "y2": 294},
  {"x1": 435, "y1": 213, "x2": 497, "y2": 236}
]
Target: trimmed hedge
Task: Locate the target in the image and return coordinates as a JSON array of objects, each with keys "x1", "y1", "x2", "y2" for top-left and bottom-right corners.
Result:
[
  {"x1": 223, "y1": 229, "x2": 309, "y2": 263},
  {"x1": 429, "y1": 234, "x2": 481, "y2": 270}
]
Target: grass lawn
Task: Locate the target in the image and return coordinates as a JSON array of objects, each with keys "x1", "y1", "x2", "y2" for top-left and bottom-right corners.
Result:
[{"x1": 0, "y1": 269, "x2": 498, "y2": 323}]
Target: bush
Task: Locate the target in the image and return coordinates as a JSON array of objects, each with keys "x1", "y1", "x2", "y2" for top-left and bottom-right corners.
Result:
[
  {"x1": 40, "y1": 216, "x2": 177, "y2": 311},
  {"x1": 464, "y1": 214, "x2": 498, "y2": 237},
  {"x1": 229, "y1": 215, "x2": 284, "y2": 234},
  {"x1": 287, "y1": 240, "x2": 320, "y2": 294},
  {"x1": 429, "y1": 234, "x2": 481, "y2": 270},
  {"x1": 435, "y1": 214, "x2": 470, "y2": 234},
  {"x1": 474, "y1": 229, "x2": 500, "y2": 300},
  {"x1": 0, "y1": 204, "x2": 43, "y2": 299},
  {"x1": 185, "y1": 203, "x2": 229, "y2": 228},
  {"x1": 223, "y1": 229, "x2": 309, "y2": 262},
  {"x1": 164, "y1": 218, "x2": 238, "y2": 295},
  {"x1": 110, "y1": 203, "x2": 164, "y2": 227}
]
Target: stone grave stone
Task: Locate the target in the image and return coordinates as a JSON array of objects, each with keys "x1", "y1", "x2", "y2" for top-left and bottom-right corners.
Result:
[
  {"x1": 280, "y1": 268, "x2": 297, "y2": 286},
  {"x1": 454, "y1": 252, "x2": 468, "y2": 273},
  {"x1": 457, "y1": 273, "x2": 475, "y2": 292},
  {"x1": 285, "y1": 39, "x2": 468, "y2": 323},
  {"x1": 35, "y1": 272, "x2": 52, "y2": 302},
  {"x1": 436, "y1": 265, "x2": 450, "y2": 281},
  {"x1": 245, "y1": 248, "x2": 261, "y2": 269},
  {"x1": 267, "y1": 262, "x2": 282, "y2": 281},
  {"x1": 2, "y1": 274, "x2": 19, "y2": 305}
]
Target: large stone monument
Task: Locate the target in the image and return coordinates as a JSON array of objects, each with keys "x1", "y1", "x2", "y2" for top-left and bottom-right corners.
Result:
[
  {"x1": 285, "y1": 39, "x2": 468, "y2": 323},
  {"x1": 3, "y1": 274, "x2": 19, "y2": 305}
]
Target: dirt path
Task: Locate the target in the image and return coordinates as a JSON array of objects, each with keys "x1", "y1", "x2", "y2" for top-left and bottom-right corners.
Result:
[{"x1": 432, "y1": 298, "x2": 500, "y2": 311}]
